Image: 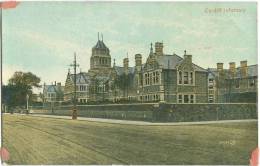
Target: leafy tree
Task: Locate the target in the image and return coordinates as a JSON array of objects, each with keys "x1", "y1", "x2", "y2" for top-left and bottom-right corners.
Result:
[{"x1": 2, "y1": 71, "x2": 41, "y2": 107}]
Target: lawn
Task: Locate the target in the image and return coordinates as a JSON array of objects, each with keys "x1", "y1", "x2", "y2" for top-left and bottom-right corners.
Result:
[{"x1": 2, "y1": 114, "x2": 258, "y2": 165}]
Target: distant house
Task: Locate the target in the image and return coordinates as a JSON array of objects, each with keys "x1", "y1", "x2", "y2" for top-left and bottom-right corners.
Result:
[
  {"x1": 43, "y1": 82, "x2": 64, "y2": 103},
  {"x1": 208, "y1": 61, "x2": 257, "y2": 103}
]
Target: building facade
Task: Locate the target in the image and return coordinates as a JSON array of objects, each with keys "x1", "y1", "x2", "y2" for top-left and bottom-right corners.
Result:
[
  {"x1": 64, "y1": 71, "x2": 90, "y2": 103},
  {"x1": 208, "y1": 61, "x2": 257, "y2": 103},
  {"x1": 63, "y1": 35, "x2": 257, "y2": 104},
  {"x1": 137, "y1": 43, "x2": 208, "y2": 103}
]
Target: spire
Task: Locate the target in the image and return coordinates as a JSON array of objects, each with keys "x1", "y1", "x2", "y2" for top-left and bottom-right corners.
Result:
[
  {"x1": 68, "y1": 68, "x2": 70, "y2": 74},
  {"x1": 149, "y1": 43, "x2": 153, "y2": 55},
  {"x1": 127, "y1": 52, "x2": 128, "y2": 58},
  {"x1": 98, "y1": 32, "x2": 100, "y2": 41},
  {"x1": 101, "y1": 33, "x2": 103, "y2": 41},
  {"x1": 184, "y1": 50, "x2": 187, "y2": 55}
]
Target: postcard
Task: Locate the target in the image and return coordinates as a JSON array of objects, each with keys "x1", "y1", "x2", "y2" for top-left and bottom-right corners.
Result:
[{"x1": 0, "y1": 1, "x2": 258, "y2": 165}]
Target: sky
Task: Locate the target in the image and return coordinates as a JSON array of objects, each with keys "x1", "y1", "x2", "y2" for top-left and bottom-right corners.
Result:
[{"x1": 2, "y1": 2, "x2": 257, "y2": 92}]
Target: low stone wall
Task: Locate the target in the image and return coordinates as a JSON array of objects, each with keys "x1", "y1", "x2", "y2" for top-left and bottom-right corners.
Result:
[
  {"x1": 154, "y1": 103, "x2": 257, "y2": 122},
  {"x1": 29, "y1": 103, "x2": 257, "y2": 122}
]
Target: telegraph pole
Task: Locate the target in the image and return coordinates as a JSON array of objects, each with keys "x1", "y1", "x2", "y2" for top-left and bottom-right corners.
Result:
[{"x1": 70, "y1": 53, "x2": 79, "y2": 120}]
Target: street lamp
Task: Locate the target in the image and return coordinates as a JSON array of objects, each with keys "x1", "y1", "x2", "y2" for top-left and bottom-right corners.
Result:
[{"x1": 26, "y1": 94, "x2": 29, "y2": 114}]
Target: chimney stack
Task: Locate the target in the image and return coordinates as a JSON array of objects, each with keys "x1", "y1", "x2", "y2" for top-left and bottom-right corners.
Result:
[
  {"x1": 240, "y1": 60, "x2": 248, "y2": 78},
  {"x1": 123, "y1": 57, "x2": 129, "y2": 75},
  {"x1": 135, "y1": 54, "x2": 142, "y2": 72},
  {"x1": 155, "y1": 42, "x2": 163, "y2": 56},
  {"x1": 217, "y1": 63, "x2": 224, "y2": 71},
  {"x1": 229, "y1": 62, "x2": 236, "y2": 77},
  {"x1": 183, "y1": 50, "x2": 192, "y2": 63}
]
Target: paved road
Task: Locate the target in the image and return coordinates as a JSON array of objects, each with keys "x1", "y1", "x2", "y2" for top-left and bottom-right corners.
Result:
[{"x1": 8, "y1": 113, "x2": 257, "y2": 126}]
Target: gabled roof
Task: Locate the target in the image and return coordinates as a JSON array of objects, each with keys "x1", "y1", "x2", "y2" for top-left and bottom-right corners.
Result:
[
  {"x1": 44, "y1": 85, "x2": 63, "y2": 94},
  {"x1": 69, "y1": 72, "x2": 90, "y2": 84},
  {"x1": 155, "y1": 54, "x2": 207, "y2": 72}
]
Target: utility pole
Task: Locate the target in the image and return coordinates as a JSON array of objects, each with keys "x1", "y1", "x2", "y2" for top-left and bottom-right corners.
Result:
[
  {"x1": 26, "y1": 94, "x2": 29, "y2": 114},
  {"x1": 70, "y1": 53, "x2": 79, "y2": 120}
]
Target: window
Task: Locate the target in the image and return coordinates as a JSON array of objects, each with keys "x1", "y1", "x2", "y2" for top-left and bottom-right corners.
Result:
[
  {"x1": 208, "y1": 95, "x2": 214, "y2": 103},
  {"x1": 178, "y1": 95, "x2": 182, "y2": 103},
  {"x1": 235, "y1": 79, "x2": 240, "y2": 88},
  {"x1": 147, "y1": 73, "x2": 150, "y2": 85},
  {"x1": 190, "y1": 95, "x2": 194, "y2": 103},
  {"x1": 153, "y1": 72, "x2": 156, "y2": 84},
  {"x1": 80, "y1": 85, "x2": 86, "y2": 91},
  {"x1": 184, "y1": 95, "x2": 189, "y2": 103},
  {"x1": 209, "y1": 78, "x2": 214, "y2": 83},
  {"x1": 178, "y1": 71, "x2": 182, "y2": 84},
  {"x1": 250, "y1": 79, "x2": 255, "y2": 87},
  {"x1": 190, "y1": 72, "x2": 193, "y2": 84},
  {"x1": 209, "y1": 86, "x2": 214, "y2": 89},
  {"x1": 145, "y1": 74, "x2": 148, "y2": 85},
  {"x1": 178, "y1": 70, "x2": 195, "y2": 85},
  {"x1": 209, "y1": 90, "x2": 214, "y2": 94},
  {"x1": 149, "y1": 73, "x2": 152, "y2": 85},
  {"x1": 183, "y1": 72, "x2": 189, "y2": 84},
  {"x1": 156, "y1": 71, "x2": 159, "y2": 83}
]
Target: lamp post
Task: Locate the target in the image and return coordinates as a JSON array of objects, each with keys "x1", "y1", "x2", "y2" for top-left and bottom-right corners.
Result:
[
  {"x1": 70, "y1": 53, "x2": 79, "y2": 120},
  {"x1": 26, "y1": 94, "x2": 29, "y2": 114}
]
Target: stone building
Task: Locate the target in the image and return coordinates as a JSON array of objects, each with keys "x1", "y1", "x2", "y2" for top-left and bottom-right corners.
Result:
[
  {"x1": 109, "y1": 58, "x2": 136, "y2": 102},
  {"x1": 137, "y1": 42, "x2": 208, "y2": 103},
  {"x1": 64, "y1": 70, "x2": 90, "y2": 103},
  {"x1": 208, "y1": 61, "x2": 257, "y2": 103},
  {"x1": 63, "y1": 35, "x2": 257, "y2": 104}
]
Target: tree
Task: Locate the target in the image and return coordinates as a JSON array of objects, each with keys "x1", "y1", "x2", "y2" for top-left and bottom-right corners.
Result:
[{"x1": 2, "y1": 71, "x2": 41, "y2": 107}]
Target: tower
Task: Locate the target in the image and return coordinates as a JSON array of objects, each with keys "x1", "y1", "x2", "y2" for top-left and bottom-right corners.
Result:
[{"x1": 90, "y1": 33, "x2": 111, "y2": 70}]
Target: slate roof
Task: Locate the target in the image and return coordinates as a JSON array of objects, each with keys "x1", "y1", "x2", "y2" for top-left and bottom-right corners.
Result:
[
  {"x1": 207, "y1": 64, "x2": 258, "y2": 78},
  {"x1": 92, "y1": 40, "x2": 109, "y2": 51},
  {"x1": 44, "y1": 85, "x2": 63, "y2": 95},
  {"x1": 155, "y1": 54, "x2": 207, "y2": 72},
  {"x1": 114, "y1": 66, "x2": 135, "y2": 76},
  {"x1": 69, "y1": 72, "x2": 90, "y2": 84}
]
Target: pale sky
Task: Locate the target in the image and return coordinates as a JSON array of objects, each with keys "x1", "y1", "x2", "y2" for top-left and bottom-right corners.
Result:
[{"x1": 2, "y1": 2, "x2": 257, "y2": 91}]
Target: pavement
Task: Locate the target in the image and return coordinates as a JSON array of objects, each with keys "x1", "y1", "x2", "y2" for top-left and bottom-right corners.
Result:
[{"x1": 5, "y1": 113, "x2": 257, "y2": 126}]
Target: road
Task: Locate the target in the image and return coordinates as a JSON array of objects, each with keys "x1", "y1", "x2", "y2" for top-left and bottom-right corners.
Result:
[{"x1": 2, "y1": 114, "x2": 257, "y2": 165}]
